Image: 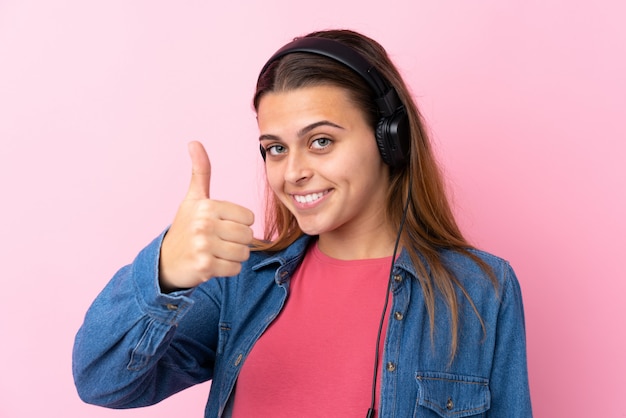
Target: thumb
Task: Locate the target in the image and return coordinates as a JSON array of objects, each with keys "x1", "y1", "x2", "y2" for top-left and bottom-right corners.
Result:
[{"x1": 186, "y1": 141, "x2": 211, "y2": 199}]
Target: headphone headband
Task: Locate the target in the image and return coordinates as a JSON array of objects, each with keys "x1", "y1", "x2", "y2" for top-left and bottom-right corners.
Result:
[{"x1": 259, "y1": 37, "x2": 402, "y2": 117}]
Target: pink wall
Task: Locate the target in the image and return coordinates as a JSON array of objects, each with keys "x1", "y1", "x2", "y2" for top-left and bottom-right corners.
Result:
[{"x1": 1, "y1": 1, "x2": 624, "y2": 417}]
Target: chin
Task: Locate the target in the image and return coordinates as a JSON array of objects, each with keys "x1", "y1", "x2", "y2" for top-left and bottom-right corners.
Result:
[
  {"x1": 295, "y1": 219, "x2": 342, "y2": 237},
  {"x1": 293, "y1": 219, "x2": 328, "y2": 236},
  {"x1": 296, "y1": 225, "x2": 325, "y2": 236}
]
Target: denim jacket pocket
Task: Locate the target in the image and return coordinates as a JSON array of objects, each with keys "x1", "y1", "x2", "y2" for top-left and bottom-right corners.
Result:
[{"x1": 415, "y1": 372, "x2": 491, "y2": 417}]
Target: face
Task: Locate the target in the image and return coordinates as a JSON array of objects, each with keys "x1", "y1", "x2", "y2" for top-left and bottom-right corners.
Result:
[{"x1": 257, "y1": 85, "x2": 391, "y2": 242}]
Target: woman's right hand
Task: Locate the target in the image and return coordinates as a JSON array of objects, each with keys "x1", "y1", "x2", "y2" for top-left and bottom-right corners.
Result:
[{"x1": 158, "y1": 141, "x2": 255, "y2": 292}]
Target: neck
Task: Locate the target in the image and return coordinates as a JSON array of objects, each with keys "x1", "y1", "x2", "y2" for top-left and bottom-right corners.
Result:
[{"x1": 317, "y1": 222, "x2": 397, "y2": 260}]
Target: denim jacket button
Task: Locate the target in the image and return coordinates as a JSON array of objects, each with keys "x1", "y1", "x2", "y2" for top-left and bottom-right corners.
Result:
[
  {"x1": 394, "y1": 312, "x2": 404, "y2": 320},
  {"x1": 393, "y1": 274, "x2": 402, "y2": 283},
  {"x1": 165, "y1": 303, "x2": 178, "y2": 311},
  {"x1": 386, "y1": 362, "x2": 396, "y2": 372},
  {"x1": 446, "y1": 398, "x2": 454, "y2": 410}
]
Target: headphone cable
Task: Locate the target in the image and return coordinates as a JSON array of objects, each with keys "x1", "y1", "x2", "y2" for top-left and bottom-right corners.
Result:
[{"x1": 366, "y1": 185, "x2": 411, "y2": 418}]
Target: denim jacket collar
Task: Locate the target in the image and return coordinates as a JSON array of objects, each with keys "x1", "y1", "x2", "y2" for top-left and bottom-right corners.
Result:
[{"x1": 250, "y1": 234, "x2": 420, "y2": 284}]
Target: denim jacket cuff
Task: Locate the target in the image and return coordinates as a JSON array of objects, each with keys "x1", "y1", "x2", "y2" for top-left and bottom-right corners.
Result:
[{"x1": 131, "y1": 228, "x2": 195, "y2": 325}]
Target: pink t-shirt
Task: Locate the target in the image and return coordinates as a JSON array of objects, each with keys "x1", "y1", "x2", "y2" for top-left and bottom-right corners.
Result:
[{"x1": 232, "y1": 242, "x2": 392, "y2": 417}]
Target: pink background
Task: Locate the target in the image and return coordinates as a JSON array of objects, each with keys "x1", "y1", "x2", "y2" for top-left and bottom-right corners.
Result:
[{"x1": 1, "y1": 1, "x2": 624, "y2": 417}]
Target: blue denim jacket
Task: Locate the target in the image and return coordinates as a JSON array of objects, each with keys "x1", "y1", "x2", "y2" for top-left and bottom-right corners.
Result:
[{"x1": 73, "y1": 231, "x2": 532, "y2": 417}]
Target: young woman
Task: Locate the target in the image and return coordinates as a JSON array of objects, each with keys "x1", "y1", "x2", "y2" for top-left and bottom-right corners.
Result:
[{"x1": 73, "y1": 29, "x2": 532, "y2": 417}]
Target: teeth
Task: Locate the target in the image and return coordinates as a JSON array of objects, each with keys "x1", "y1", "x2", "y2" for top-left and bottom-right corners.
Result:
[{"x1": 294, "y1": 192, "x2": 325, "y2": 204}]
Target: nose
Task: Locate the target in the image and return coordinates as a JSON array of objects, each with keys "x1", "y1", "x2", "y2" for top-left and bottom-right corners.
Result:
[{"x1": 284, "y1": 150, "x2": 313, "y2": 184}]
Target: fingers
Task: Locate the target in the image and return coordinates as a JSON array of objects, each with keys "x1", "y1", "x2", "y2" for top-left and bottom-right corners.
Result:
[
  {"x1": 186, "y1": 141, "x2": 211, "y2": 199},
  {"x1": 214, "y1": 219, "x2": 255, "y2": 245},
  {"x1": 195, "y1": 256, "x2": 246, "y2": 280},
  {"x1": 185, "y1": 221, "x2": 252, "y2": 279},
  {"x1": 189, "y1": 203, "x2": 254, "y2": 258},
  {"x1": 207, "y1": 238, "x2": 251, "y2": 265},
  {"x1": 211, "y1": 199, "x2": 255, "y2": 227}
]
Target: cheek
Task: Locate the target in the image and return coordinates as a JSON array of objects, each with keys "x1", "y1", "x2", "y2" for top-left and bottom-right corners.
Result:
[
  {"x1": 341, "y1": 147, "x2": 383, "y2": 178},
  {"x1": 265, "y1": 165, "x2": 284, "y2": 195}
]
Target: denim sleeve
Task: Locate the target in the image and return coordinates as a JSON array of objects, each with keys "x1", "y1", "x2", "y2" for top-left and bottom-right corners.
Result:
[
  {"x1": 72, "y1": 230, "x2": 219, "y2": 408},
  {"x1": 487, "y1": 264, "x2": 533, "y2": 417}
]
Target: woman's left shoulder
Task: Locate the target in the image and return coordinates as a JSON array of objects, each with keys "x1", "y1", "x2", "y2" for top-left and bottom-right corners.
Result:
[{"x1": 440, "y1": 247, "x2": 519, "y2": 289}]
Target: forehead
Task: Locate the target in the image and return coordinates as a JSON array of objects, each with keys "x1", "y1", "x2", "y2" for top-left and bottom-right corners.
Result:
[{"x1": 256, "y1": 85, "x2": 367, "y2": 131}]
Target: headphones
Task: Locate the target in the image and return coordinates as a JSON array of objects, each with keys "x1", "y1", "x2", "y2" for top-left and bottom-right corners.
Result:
[{"x1": 257, "y1": 37, "x2": 411, "y2": 167}]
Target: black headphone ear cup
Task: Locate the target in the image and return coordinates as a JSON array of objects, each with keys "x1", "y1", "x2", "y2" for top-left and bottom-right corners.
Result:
[
  {"x1": 259, "y1": 144, "x2": 267, "y2": 161},
  {"x1": 375, "y1": 118, "x2": 394, "y2": 166},
  {"x1": 375, "y1": 109, "x2": 410, "y2": 167}
]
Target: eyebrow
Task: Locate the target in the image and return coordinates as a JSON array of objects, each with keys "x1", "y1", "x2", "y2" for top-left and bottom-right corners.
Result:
[{"x1": 258, "y1": 120, "x2": 344, "y2": 141}]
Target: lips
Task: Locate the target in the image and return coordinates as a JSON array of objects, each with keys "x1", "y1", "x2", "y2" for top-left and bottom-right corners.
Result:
[{"x1": 291, "y1": 190, "x2": 331, "y2": 206}]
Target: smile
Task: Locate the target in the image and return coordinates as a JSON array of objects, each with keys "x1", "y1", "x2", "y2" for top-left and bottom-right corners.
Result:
[{"x1": 292, "y1": 190, "x2": 329, "y2": 204}]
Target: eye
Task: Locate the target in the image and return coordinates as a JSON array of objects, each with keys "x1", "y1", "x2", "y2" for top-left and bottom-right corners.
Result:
[
  {"x1": 265, "y1": 143, "x2": 287, "y2": 156},
  {"x1": 311, "y1": 137, "x2": 332, "y2": 150}
]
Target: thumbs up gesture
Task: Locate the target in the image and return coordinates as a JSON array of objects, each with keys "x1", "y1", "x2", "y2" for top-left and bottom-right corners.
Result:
[{"x1": 159, "y1": 141, "x2": 255, "y2": 291}]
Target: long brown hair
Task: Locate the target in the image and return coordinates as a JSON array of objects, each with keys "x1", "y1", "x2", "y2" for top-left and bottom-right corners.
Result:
[{"x1": 252, "y1": 29, "x2": 497, "y2": 361}]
